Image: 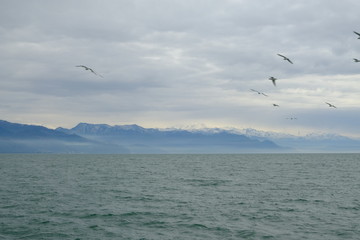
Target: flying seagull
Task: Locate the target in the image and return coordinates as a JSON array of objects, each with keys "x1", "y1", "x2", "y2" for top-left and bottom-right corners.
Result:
[
  {"x1": 353, "y1": 31, "x2": 360, "y2": 39},
  {"x1": 277, "y1": 54, "x2": 293, "y2": 64},
  {"x1": 325, "y1": 102, "x2": 336, "y2": 108},
  {"x1": 250, "y1": 89, "x2": 268, "y2": 97},
  {"x1": 269, "y1": 76, "x2": 277, "y2": 86},
  {"x1": 286, "y1": 117, "x2": 297, "y2": 120},
  {"x1": 273, "y1": 104, "x2": 279, "y2": 107},
  {"x1": 76, "y1": 65, "x2": 103, "y2": 78},
  {"x1": 354, "y1": 58, "x2": 360, "y2": 62}
]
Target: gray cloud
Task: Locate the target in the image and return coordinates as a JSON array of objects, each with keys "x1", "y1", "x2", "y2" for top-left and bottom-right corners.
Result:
[{"x1": 1, "y1": 0, "x2": 360, "y2": 136}]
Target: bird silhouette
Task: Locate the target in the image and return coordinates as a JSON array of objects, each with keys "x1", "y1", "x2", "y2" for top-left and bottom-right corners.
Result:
[
  {"x1": 269, "y1": 77, "x2": 277, "y2": 86},
  {"x1": 273, "y1": 104, "x2": 279, "y2": 107},
  {"x1": 277, "y1": 54, "x2": 293, "y2": 64},
  {"x1": 325, "y1": 102, "x2": 336, "y2": 108},
  {"x1": 76, "y1": 65, "x2": 103, "y2": 78},
  {"x1": 250, "y1": 89, "x2": 268, "y2": 97},
  {"x1": 353, "y1": 58, "x2": 360, "y2": 62},
  {"x1": 353, "y1": 31, "x2": 360, "y2": 39}
]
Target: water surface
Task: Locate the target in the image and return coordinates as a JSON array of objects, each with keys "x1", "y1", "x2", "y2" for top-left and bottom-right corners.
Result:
[{"x1": 1, "y1": 154, "x2": 359, "y2": 239}]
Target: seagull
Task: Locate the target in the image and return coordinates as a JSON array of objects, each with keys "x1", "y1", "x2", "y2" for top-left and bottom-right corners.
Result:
[
  {"x1": 76, "y1": 65, "x2": 103, "y2": 78},
  {"x1": 286, "y1": 117, "x2": 297, "y2": 120},
  {"x1": 354, "y1": 58, "x2": 360, "y2": 62},
  {"x1": 273, "y1": 104, "x2": 279, "y2": 107},
  {"x1": 269, "y1": 77, "x2": 277, "y2": 86},
  {"x1": 325, "y1": 102, "x2": 337, "y2": 108},
  {"x1": 353, "y1": 31, "x2": 360, "y2": 39},
  {"x1": 277, "y1": 54, "x2": 293, "y2": 64},
  {"x1": 250, "y1": 89, "x2": 268, "y2": 97}
]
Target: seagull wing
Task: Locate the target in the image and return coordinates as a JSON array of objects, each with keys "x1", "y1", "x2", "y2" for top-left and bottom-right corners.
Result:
[
  {"x1": 278, "y1": 54, "x2": 293, "y2": 63},
  {"x1": 76, "y1": 65, "x2": 103, "y2": 77},
  {"x1": 325, "y1": 102, "x2": 336, "y2": 108},
  {"x1": 354, "y1": 31, "x2": 360, "y2": 36},
  {"x1": 90, "y1": 69, "x2": 104, "y2": 78},
  {"x1": 269, "y1": 77, "x2": 276, "y2": 86},
  {"x1": 76, "y1": 65, "x2": 87, "y2": 69}
]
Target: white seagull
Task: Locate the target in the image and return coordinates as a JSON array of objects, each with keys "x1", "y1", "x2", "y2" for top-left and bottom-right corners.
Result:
[
  {"x1": 269, "y1": 77, "x2": 277, "y2": 86},
  {"x1": 250, "y1": 89, "x2": 268, "y2": 97},
  {"x1": 325, "y1": 102, "x2": 337, "y2": 108},
  {"x1": 277, "y1": 54, "x2": 293, "y2": 64},
  {"x1": 76, "y1": 65, "x2": 103, "y2": 78},
  {"x1": 353, "y1": 31, "x2": 360, "y2": 39}
]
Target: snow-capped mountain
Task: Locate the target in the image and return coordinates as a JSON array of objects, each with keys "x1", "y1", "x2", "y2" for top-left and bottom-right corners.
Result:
[
  {"x1": 1, "y1": 120, "x2": 359, "y2": 153},
  {"x1": 56, "y1": 122, "x2": 281, "y2": 153}
]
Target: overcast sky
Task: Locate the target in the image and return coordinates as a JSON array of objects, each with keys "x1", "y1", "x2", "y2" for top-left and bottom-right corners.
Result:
[{"x1": 1, "y1": 0, "x2": 360, "y2": 137}]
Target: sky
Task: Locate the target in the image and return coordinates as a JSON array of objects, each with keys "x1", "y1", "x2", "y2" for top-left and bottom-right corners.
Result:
[{"x1": 1, "y1": 0, "x2": 360, "y2": 137}]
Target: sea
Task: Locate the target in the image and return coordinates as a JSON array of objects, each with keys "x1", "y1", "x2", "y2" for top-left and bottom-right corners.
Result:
[{"x1": 1, "y1": 154, "x2": 359, "y2": 240}]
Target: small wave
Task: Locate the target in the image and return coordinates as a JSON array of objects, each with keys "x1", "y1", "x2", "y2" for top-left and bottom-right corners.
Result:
[
  {"x1": 120, "y1": 211, "x2": 153, "y2": 217},
  {"x1": 338, "y1": 205, "x2": 360, "y2": 211},
  {"x1": 88, "y1": 224, "x2": 99, "y2": 229},
  {"x1": 236, "y1": 229, "x2": 256, "y2": 238},
  {"x1": 120, "y1": 211, "x2": 170, "y2": 218},
  {"x1": 2, "y1": 204, "x2": 20, "y2": 209},
  {"x1": 294, "y1": 198, "x2": 309, "y2": 202},
  {"x1": 183, "y1": 178, "x2": 231, "y2": 187},
  {"x1": 143, "y1": 220, "x2": 168, "y2": 228},
  {"x1": 80, "y1": 213, "x2": 115, "y2": 218},
  {"x1": 18, "y1": 232, "x2": 70, "y2": 239},
  {"x1": 188, "y1": 223, "x2": 209, "y2": 229}
]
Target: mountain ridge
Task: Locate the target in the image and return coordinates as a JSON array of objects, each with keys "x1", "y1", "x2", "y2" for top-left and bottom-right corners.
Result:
[
  {"x1": 56, "y1": 122, "x2": 280, "y2": 153},
  {"x1": 0, "y1": 120, "x2": 281, "y2": 153},
  {"x1": 0, "y1": 120, "x2": 129, "y2": 153},
  {"x1": 1, "y1": 120, "x2": 360, "y2": 153}
]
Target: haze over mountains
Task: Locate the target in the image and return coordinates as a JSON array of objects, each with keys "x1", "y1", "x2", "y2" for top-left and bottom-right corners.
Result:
[{"x1": 0, "y1": 120, "x2": 359, "y2": 153}]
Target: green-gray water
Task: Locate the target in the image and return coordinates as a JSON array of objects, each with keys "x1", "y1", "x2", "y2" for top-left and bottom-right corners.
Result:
[{"x1": 1, "y1": 154, "x2": 360, "y2": 239}]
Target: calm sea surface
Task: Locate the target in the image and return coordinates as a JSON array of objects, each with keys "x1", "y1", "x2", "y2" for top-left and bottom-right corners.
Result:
[{"x1": 1, "y1": 154, "x2": 360, "y2": 240}]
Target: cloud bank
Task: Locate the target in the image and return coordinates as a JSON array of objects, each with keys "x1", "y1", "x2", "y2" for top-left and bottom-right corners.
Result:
[{"x1": 1, "y1": 0, "x2": 360, "y2": 136}]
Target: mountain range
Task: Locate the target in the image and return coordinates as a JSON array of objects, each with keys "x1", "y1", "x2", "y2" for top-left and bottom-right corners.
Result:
[
  {"x1": 0, "y1": 120, "x2": 359, "y2": 153},
  {"x1": 239, "y1": 128, "x2": 360, "y2": 152},
  {"x1": 0, "y1": 120, "x2": 128, "y2": 153},
  {"x1": 0, "y1": 120, "x2": 278, "y2": 153}
]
